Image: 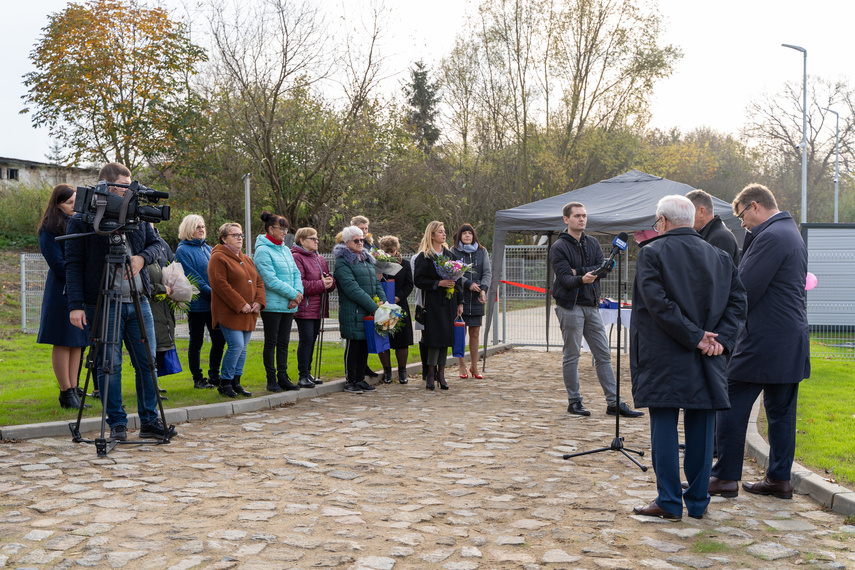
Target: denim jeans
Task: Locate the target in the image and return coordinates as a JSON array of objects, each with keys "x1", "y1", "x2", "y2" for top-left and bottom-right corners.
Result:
[
  {"x1": 187, "y1": 310, "x2": 225, "y2": 380},
  {"x1": 555, "y1": 304, "x2": 617, "y2": 406},
  {"x1": 220, "y1": 325, "x2": 252, "y2": 381},
  {"x1": 85, "y1": 299, "x2": 159, "y2": 428},
  {"x1": 295, "y1": 318, "x2": 320, "y2": 377},
  {"x1": 260, "y1": 311, "x2": 294, "y2": 380}
]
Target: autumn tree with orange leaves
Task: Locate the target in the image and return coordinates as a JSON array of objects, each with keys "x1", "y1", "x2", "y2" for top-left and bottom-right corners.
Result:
[{"x1": 21, "y1": 0, "x2": 207, "y2": 170}]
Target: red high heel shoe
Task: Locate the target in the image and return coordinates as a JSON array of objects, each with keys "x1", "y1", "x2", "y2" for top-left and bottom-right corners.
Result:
[{"x1": 469, "y1": 368, "x2": 483, "y2": 379}]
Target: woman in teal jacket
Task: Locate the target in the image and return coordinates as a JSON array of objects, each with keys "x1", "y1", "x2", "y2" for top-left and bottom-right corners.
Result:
[
  {"x1": 334, "y1": 225, "x2": 386, "y2": 394},
  {"x1": 254, "y1": 212, "x2": 305, "y2": 392}
]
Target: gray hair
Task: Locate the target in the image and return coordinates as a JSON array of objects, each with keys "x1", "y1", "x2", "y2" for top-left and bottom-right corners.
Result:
[
  {"x1": 685, "y1": 189, "x2": 713, "y2": 215},
  {"x1": 342, "y1": 225, "x2": 364, "y2": 243},
  {"x1": 656, "y1": 195, "x2": 695, "y2": 228}
]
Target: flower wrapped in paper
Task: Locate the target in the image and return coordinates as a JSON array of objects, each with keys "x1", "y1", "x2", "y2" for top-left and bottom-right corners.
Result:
[
  {"x1": 373, "y1": 301, "x2": 405, "y2": 336},
  {"x1": 157, "y1": 262, "x2": 200, "y2": 313},
  {"x1": 433, "y1": 254, "x2": 473, "y2": 299},
  {"x1": 370, "y1": 250, "x2": 403, "y2": 276}
]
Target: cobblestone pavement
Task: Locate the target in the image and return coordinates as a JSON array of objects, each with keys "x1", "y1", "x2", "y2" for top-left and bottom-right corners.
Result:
[{"x1": 2, "y1": 348, "x2": 854, "y2": 569}]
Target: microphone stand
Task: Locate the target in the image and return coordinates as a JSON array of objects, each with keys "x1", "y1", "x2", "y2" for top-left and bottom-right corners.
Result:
[{"x1": 563, "y1": 248, "x2": 647, "y2": 471}]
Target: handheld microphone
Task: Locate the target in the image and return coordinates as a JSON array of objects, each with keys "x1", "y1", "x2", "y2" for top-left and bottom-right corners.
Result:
[{"x1": 593, "y1": 232, "x2": 628, "y2": 277}]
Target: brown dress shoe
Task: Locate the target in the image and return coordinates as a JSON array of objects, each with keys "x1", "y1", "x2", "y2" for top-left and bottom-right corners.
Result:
[
  {"x1": 742, "y1": 477, "x2": 793, "y2": 499},
  {"x1": 708, "y1": 476, "x2": 739, "y2": 498},
  {"x1": 632, "y1": 500, "x2": 682, "y2": 521}
]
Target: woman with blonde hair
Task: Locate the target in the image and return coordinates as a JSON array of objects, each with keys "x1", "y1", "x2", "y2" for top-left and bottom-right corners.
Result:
[
  {"x1": 412, "y1": 221, "x2": 463, "y2": 390},
  {"x1": 208, "y1": 223, "x2": 265, "y2": 398},
  {"x1": 175, "y1": 214, "x2": 224, "y2": 389}
]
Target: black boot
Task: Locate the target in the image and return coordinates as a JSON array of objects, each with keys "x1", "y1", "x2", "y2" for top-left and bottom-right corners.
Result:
[
  {"x1": 398, "y1": 367, "x2": 409, "y2": 384},
  {"x1": 207, "y1": 373, "x2": 220, "y2": 388},
  {"x1": 277, "y1": 373, "x2": 300, "y2": 391},
  {"x1": 425, "y1": 366, "x2": 435, "y2": 391},
  {"x1": 297, "y1": 376, "x2": 316, "y2": 389},
  {"x1": 381, "y1": 368, "x2": 393, "y2": 384},
  {"x1": 193, "y1": 375, "x2": 213, "y2": 389},
  {"x1": 266, "y1": 373, "x2": 284, "y2": 392},
  {"x1": 232, "y1": 375, "x2": 252, "y2": 397},
  {"x1": 364, "y1": 364, "x2": 379, "y2": 378},
  {"x1": 71, "y1": 385, "x2": 91, "y2": 407},
  {"x1": 59, "y1": 388, "x2": 81, "y2": 409},
  {"x1": 437, "y1": 366, "x2": 449, "y2": 390},
  {"x1": 218, "y1": 377, "x2": 238, "y2": 398}
]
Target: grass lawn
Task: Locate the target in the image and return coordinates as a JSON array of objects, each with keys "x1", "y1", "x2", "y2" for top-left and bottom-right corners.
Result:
[{"x1": 0, "y1": 332, "x2": 392, "y2": 427}]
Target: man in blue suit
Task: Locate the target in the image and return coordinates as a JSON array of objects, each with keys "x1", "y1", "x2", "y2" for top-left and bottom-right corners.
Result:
[
  {"x1": 708, "y1": 184, "x2": 810, "y2": 499},
  {"x1": 630, "y1": 195, "x2": 746, "y2": 520}
]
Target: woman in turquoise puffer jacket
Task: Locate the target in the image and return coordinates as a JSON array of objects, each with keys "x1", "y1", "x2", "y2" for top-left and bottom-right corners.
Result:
[{"x1": 253, "y1": 212, "x2": 305, "y2": 392}]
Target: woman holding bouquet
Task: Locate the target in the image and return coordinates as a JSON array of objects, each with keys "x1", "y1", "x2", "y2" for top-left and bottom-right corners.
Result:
[
  {"x1": 412, "y1": 221, "x2": 463, "y2": 390},
  {"x1": 292, "y1": 227, "x2": 335, "y2": 387},
  {"x1": 208, "y1": 223, "x2": 265, "y2": 398},
  {"x1": 334, "y1": 226, "x2": 386, "y2": 393},
  {"x1": 376, "y1": 235, "x2": 414, "y2": 384},
  {"x1": 450, "y1": 223, "x2": 491, "y2": 379}
]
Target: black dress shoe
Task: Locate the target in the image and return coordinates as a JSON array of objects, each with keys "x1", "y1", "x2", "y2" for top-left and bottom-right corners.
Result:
[
  {"x1": 567, "y1": 401, "x2": 591, "y2": 416},
  {"x1": 708, "y1": 476, "x2": 738, "y2": 498},
  {"x1": 633, "y1": 501, "x2": 681, "y2": 521},
  {"x1": 364, "y1": 365, "x2": 379, "y2": 378},
  {"x1": 266, "y1": 381, "x2": 284, "y2": 392},
  {"x1": 742, "y1": 477, "x2": 793, "y2": 499},
  {"x1": 688, "y1": 510, "x2": 706, "y2": 520},
  {"x1": 607, "y1": 402, "x2": 644, "y2": 418},
  {"x1": 297, "y1": 377, "x2": 317, "y2": 389}
]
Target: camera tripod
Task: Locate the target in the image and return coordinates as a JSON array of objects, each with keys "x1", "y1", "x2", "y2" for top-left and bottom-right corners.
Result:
[
  {"x1": 65, "y1": 232, "x2": 174, "y2": 457},
  {"x1": 563, "y1": 248, "x2": 648, "y2": 471}
]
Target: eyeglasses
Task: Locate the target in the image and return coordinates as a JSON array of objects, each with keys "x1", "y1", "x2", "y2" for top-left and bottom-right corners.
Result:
[
  {"x1": 351, "y1": 238, "x2": 365, "y2": 244},
  {"x1": 305, "y1": 236, "x2": 319, "y2": 242},
  {"x1": 736, "y1": 202, "x2": 753, "y2": 221},
  {"x1": 651, "y1": 216, "x2": 661, "y2": 231},
  {"x1": 229, "y1": 233, "x2": 244, "y2": 239}
]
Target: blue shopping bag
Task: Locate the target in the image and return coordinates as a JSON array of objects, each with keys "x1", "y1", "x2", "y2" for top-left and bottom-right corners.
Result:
[
  {"x1": 452, "y1": 319, "x2": 466, "y2": 358},
  {"x1": 364, "y1": 316, "x2": 391, "y2": 354},
  {"x1": 159, "y1": 347, "x2": 183, "y2": 376},
  {"x1": 380, "y1": 281, "x2": 395, "y2": 303}
]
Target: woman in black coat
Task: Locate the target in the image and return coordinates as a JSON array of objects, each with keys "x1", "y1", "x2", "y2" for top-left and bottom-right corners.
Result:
[
  {"x1": 37, "y1": 184, "x2": 90, "y2": 409},
  {"x1": 450, "y1": 223, "x2": 491, "y2": 379},
  {"x1": 412, "y1": 221, "x2": 463, "y2": 390},
  {"x1": 376, "y1": 235, "x2": 414, "y2": 384}
]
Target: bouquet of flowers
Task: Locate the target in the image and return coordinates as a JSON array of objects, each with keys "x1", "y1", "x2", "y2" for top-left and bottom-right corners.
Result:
[
  {"x1": 370, "y1": 250, "x2": 403, "y2": 276},
  {"x1": 434, "y1": 254, "x2": 473, "y2": 299},
  {"x1": 157, "y1": 262, "x2": 200, "y2": 313},
  {"x1": 372, "y1": 299, "x2": 405, "y2": 336}
]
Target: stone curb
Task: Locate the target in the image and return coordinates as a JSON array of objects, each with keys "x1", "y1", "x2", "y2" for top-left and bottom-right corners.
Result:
[
  {"x1": 0, "y1": 344, "x2": 512, "y2": 442},
  {"x1": 745, "y1": 398, "x2": 855, "y2": 516}
]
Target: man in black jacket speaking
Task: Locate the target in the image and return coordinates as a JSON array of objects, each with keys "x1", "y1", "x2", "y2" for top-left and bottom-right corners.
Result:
[{"x1": 549, "y1": 202, "x2": 643, "y2": 418}]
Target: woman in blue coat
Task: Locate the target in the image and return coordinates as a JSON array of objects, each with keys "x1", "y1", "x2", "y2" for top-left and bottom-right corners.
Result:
[
  {"x1": 175, "y1": 214, "x2": 225, "y2": 389},
  {"x1": 37, "y1": 184, "x2": 89, "y2": 409},
  {"x1": 254, "y1": 212, "x2": 305, "y2": 392}
]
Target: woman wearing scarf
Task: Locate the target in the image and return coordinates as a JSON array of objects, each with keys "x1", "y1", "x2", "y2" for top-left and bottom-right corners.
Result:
[{"x1": 450, "y1": 223, "x2": 492, "y2": 379}]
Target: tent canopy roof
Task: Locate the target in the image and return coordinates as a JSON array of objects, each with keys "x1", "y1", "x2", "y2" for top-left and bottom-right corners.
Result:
[{"x1": 494, "y1": 170, "x2": 743, "y2": 237}]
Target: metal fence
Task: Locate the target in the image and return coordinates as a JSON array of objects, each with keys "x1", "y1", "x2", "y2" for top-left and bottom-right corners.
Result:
[{"x1": 19, "y1": 244, "x2": 855, "y2": 360}]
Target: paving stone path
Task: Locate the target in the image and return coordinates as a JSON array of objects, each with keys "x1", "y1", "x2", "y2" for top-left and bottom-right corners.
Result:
[{"x1": 1, "y1": 348, "x2": 854, "y2": 569}]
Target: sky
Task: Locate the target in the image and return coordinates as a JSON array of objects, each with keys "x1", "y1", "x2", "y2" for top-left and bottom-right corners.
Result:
[{"x1": 2, "y1": 0, "x2": 853, "y2": 163}]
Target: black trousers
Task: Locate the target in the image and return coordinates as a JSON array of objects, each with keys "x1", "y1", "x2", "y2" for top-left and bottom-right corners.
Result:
[
  {"x1": 186, "y1": 310, "x2": 225, "y2": 380},
  {"x1": 295, "y1": 318, "x2": 320, "y2": 378},
  {"x1": 260, "y1": 311, "x2": 295, "y2": 380},
  {"x1": 344, "y1": 339, "x2": 369, "y2": 384}
]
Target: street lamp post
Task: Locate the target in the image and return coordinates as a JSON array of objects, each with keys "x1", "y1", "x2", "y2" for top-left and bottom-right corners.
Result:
[
  {"x1": 782, "y1": 43, "x2": 807, "y2": 224},
  {"x1": 823, "y1": 107, "x2": 840, "y2": 223},
  {"x1": 243, "y1": 173, "x2": 252, "y2": 256}
]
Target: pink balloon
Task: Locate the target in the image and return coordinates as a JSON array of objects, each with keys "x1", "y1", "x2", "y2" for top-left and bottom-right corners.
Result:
[{"x1": 805, "y1": 272, "x2": 817, "y2": 291}]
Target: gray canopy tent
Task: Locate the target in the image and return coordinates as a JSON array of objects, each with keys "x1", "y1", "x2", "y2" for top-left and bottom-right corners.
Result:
[{"x1": 482, "y1": 169, "x2": 744, "y2": 365}]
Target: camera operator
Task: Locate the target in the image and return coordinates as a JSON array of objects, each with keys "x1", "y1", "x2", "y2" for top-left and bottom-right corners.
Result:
[{"x1": 66, "y1": 162, "x2": 177, "y2": 442}]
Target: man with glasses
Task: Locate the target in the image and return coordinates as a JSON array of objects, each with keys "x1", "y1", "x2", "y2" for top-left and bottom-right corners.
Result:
[
  {"x1": 708, "y1": 184, "x2": 810, "y2": 500},
  {"x1": 66, "y1": 162, "x2": 176, "y2": 442},
  {"x1": 550, "y1": 202, "x2": 644, "y2": 418},
  {"x1": 630, "y1": 195, "x2": 746, "y2": 521}
]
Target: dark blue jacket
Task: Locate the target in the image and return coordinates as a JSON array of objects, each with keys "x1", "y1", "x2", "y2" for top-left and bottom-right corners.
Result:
[
  {"x1": 65, "y1": 215, "x2": 161, "y2": 310},
  {"x1": 175, "y1": 238, "x2": 214, "y2": 312},
  {"x1": 549, "y1": 230, "x2": 604, "y2": 309},
  {"x1": 726, "y1": 211, "x2": 810, "y2": 384}
]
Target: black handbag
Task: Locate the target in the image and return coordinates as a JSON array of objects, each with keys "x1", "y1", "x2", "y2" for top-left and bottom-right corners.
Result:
[{"x1": 414, "y1": 304, "x2": 426, "y2": 325}]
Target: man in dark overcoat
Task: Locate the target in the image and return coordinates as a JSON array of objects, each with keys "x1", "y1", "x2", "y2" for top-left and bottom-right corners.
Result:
[
  {"x1": 685, "y1": 189, "x2": 741, "y2": 265},
  {"x1": 709, "y1": 184, "x2": 810, "y2": 500},
  {"x1": 630, "y1": 195, "x2": 747, "y2": 520}
]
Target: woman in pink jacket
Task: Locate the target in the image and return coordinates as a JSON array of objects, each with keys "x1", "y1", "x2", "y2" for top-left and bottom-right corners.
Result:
[{"x1": 291, "y1": 227, "x2": 335, "y2": 386}]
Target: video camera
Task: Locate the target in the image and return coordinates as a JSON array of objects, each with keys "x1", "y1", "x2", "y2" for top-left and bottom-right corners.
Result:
[{"x1": 74, "y1": 180, "x2": 170, "y2": 234}]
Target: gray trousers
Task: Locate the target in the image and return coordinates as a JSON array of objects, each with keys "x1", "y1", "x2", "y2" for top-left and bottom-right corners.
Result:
[{"x1": 555, "y1": 304, "x2": 617, "y2": 406}]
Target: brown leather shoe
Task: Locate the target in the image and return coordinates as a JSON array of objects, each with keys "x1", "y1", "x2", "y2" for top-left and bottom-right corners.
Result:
[
  {"x1": 632, "y1": 501, "x2": 681, "y2": 521},
  {"x1": 708, "y1": 476, "x2": 739, "y2": 498},
  {"x1": 742, "y1": 477, "x2": 793, "y2": 499}
]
